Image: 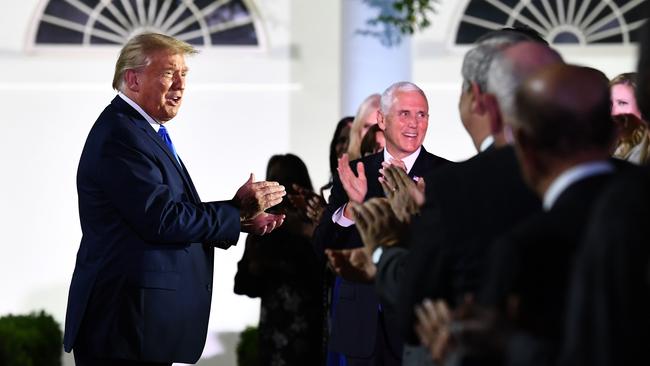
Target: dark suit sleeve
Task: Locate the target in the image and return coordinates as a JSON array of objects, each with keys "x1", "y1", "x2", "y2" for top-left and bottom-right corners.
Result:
[
  {"x1": 375, "y1": 246, "x2": 408, "y2": 312},
  {"x1": 397, "y1": 203, "x2": 449, "y2": 344},
  {"x1": 93, "y1": 125, "x2": 240, "y2": 245}
]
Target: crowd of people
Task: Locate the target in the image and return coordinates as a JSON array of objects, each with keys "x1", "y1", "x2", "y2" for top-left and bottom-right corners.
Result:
[
  {"x1": 234, "y1": 25, "x2": 650, "y2": 366},
  {"x1": 61, "y1": 13, "x2": 650, "y2": 366}
]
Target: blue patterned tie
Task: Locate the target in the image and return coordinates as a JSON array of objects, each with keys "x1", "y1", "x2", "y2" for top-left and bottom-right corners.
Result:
[{"x1": 157, "y1": 124, "x2": 180, "y2": 164}]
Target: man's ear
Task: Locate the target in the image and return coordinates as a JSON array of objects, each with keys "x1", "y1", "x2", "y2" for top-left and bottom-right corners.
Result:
[
  {"x1": 483, "y1": 93, "x2": 504, "y2": 135},
  {"x1": 470, "y1": 82, "x2": 486, "y2": 115},
  {"x1": 377, "y1": 111, "x2": 386, "y2": 131},
  {"x1": 124, "y1": 69, "x2": 140, "y2": 92}
]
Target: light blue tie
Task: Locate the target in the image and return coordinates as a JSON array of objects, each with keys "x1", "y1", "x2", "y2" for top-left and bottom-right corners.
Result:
[{"x1": 157, "y1": 124, "x2": 180, "y2": 164}]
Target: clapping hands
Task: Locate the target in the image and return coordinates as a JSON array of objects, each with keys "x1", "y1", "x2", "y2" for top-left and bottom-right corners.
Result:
[
  {"x1": 379, "y1": 164, "x2": 425, "y2": 223},
  {"x1": 338, "y1": 153, "x2": 368, "y2": 219},
  {"x1": 288, "y1": 184, "x2": 326, "y2": 224},
  {"x1": 351, "y1": 197, "x2": 406, "y2": 253},
  {"x1": 234, "y1": 173, "x2": 286, "y2": 235}
]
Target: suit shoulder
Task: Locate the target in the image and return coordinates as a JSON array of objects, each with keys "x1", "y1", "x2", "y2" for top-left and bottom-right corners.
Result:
[{"x1": 421, "y1": 149, "x2": 451, "y2": 165}]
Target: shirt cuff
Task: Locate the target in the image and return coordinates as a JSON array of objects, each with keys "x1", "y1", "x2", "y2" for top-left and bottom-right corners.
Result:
[
  {"x1": 332, "y1": 204, "x2": 355, "y2": 227},
  {"x1": 372, "y1": 247, "x2": 383, "y2": 264}
]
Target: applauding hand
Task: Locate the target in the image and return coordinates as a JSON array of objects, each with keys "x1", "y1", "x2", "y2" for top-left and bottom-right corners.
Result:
[
  {"x1": 351, "y1": 198, "x2": 406, "y2": 252},
  {"x1": 241, "y1": 211, "x2": 285, "y2": 236},
  {"x1": 288, "y1": 184, "x2": 326, "y2": 224},
  {"x1": 338, "y1": 154, "x2": 367, "y2": 219},
  {"x1": 325, "y1": 247, "x2": 376, "y2": 283},
  {"x1": 234, "y1": 173, "x2": 286, "y2": 221},
  {"x1": 379, "y1": 165, "x2": 425, "y2": 223}
]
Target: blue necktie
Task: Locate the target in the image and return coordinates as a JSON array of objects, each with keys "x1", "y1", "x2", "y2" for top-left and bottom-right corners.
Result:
[{"x1": 157, "y1": 124, "x2": 180, "y2": 164}]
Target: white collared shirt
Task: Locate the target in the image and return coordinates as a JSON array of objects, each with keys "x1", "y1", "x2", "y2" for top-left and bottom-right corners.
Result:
[
  {"x1": 543, "y1": 160, "x2": 614, "y2": 211},
  {"x1": 118, "y1": 92, "x2": 162, "y2": 132},
  {"x1": 384, "y1": 146, "x2": 422, "y2": 175},
  {"x1": 332, "y1": 147, "x2": 423, "y2": 227},
  {"x1": 479, "y1": 136, "x2": 494, "y2": 152}
]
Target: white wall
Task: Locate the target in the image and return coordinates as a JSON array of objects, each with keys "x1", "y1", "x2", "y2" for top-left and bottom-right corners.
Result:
[
  {"x1": 0, "y1": 1, "x2": 299, "y2": 364},
  {"x1": 0, "y1": 0, "x2": 639, "y2": 365}
]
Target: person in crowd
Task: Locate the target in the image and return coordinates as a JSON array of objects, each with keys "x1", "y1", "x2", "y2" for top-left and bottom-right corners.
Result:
[
  {"x1": 347, "y1": 94, "x2": 381, "y2": 161},
  {"x1": 414, "y1": 61, "x2": 625, "y2": 366},
  {"x1": 234, "y1": 154, "x2": 324, "y2": 366},
  {"x1": 360, "y1": 124, "x2": 386, "y2": 157},
  {"x1": 326, "y1": 28, "x2": 550, "y2": 366},
  {"x1": 404, "y1": 33, "x2": 553, "y2": 365},
  {"x1": 62, "y1": 33, "x2": 286, "y2": 366},
  {"x1": 315, "y1": 81, "x2": 449, "y2": 366},
  {"x1": 477, "y1": 63, "x2": 621, "y2": 366},
  {"x1": 559, "y1": 14, "x2": 650, "y2": 366},
  {"x1": 319, "y1": 116, "x2": 355, "y2": 201},
  {"x1": 610, "y1": 72, "x2": 650, "y2": 163}
]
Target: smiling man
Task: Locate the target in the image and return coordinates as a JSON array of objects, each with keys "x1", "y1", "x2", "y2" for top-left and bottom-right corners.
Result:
[
  {"x1": 314, "y1": 82, "x2": 449, "y2": 366},
  {"x1": 63, "y1": 33, "x2": 286, "y2": 366}
]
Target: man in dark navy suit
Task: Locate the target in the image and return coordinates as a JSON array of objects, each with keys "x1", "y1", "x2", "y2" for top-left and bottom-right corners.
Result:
[
  {"x1": 63, "y1": 33, "x2": 286, "y2": 366},
  {"x1": 314, "y1": 82, "x2": 449, "y2": 365}
]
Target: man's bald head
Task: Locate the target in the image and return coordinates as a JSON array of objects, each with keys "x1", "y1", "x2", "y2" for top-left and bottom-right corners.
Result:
[
  {"x1": 487, "y1": 42, "x2": 564, "y2": 121},
  {"x1": 513, "y1": 64, "x2": 614, "y2": 157}
]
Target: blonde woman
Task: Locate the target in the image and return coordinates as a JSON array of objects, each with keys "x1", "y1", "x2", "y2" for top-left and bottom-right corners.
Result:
[
  {"x1": 611, "y1": 73, "x2": 650, "y2": 164},
  {"x1": 347, "y1": 93, "x2": 381, "y2": 160}
]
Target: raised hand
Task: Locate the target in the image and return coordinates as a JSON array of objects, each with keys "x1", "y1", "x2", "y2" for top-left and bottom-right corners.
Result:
[
  {"x1": 288, "y1": 183, "x2": 326, "y2": 224},
  {"x1": 241, "y1": 212, "x2": 285, "y2": 236},
  {"x1": 338, "y1": 153, "x2": 368, "y2": 220},
  {"x1": 351, "y1": 197, "x2": 405, "y2": 252},
  {"x1": 379, "y1": 165, "x2": 425, "y2": 223},
  {"x1": 306, "y1": 194, "x2": 326, "y2": 224},
  {"x1": 324, "y1": 247, "x2": 376, "y2": 282},
  {"x1": 414, "y1": 299, "x2": 454, "y2": 362},
  {"x1": 234, "y1": 173, "x2": 286, "y2": 221},
  {"x1": 385, "y1": 157, "x2": 407, "y2": 172}
]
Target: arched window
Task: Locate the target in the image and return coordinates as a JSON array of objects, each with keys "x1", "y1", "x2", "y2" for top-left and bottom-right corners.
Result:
[
  {"x1": 455, "y1": 0, "x2": 647, "y2": 45},
  {"x1": 31, "y1": 0, "x2": 263, "y2": 47}
]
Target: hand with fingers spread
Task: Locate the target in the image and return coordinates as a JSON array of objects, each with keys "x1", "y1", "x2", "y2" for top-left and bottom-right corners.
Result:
[
  {"x1": 351, "y1": 197, "x2": 406, "y2": 252},
  {"x1": 324, "y1": 247, "x2": 376, "y2": 282},
  {"x1": 234, "y1": 173, "x2": 286, "y2": 221},
  {"x1": 379, "y1": 165, "x2": 426, "y2": 223},
  {"x1": 415, "y1": 299, "x2": 454, "y2": 362},
  {"x1": 337, "y1": 153, "x2": 368, "y2": 219},
  {"x1": 385, "y1": 157, "x2": 407, "y2": 172},
  {"x1": 288, "y1": 183, "x2": 326, "y2": 224},
  {"x1": 241, "y1": 212, "x2": 286, "y2": 236},
  {"x1": 305, "y1": 194, "x2": 326, "y2": 223}
]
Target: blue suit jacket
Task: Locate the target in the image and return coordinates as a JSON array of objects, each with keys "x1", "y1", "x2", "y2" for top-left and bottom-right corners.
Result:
[{"x1": 63, "y1": 96, "x2": 241, "y2": 363}]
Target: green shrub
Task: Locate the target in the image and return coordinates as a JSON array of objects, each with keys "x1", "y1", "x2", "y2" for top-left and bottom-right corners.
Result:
[
  {"x1": 0, "y1": 311, "x2": 62, "y2": 366},
  {"x1": 236, "y1": 326, "x2": 258, "y2": 366}
]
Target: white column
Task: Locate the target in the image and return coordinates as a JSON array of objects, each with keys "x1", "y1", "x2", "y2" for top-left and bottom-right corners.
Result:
[{"x1": 341, "y1": 0, "x2": 412, "y2": 115}]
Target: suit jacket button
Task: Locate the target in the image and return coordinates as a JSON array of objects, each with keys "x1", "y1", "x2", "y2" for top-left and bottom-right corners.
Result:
[{"x1": 206, "y1": 284, "x2": 212, "y2": 292}]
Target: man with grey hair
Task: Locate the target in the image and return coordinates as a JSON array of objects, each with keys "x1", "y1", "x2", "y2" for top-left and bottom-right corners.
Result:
[
  {"x1": 458, "y1": 29, "x2": 543, "y2": 151},
  {"x1": 63, "y1": 33, "x2": 286, "y2": 365},
  {"x1": 314, "y1": 81, "x2": 449, "y2": 365},
  {"x1": 478, "y1": 63, "x2": 620, "y2": 366},
  {"x1": 399, "y1": 40, "x2": 564, "y2": 365}
]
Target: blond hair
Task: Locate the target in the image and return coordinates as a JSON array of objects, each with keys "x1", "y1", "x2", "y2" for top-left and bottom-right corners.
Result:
[
  {"x1": 112, "y1": 33, "x2": 198, "y2": 91},
  {"x1": 347, "y1": 94, "x2": 381, "y2": 160}
]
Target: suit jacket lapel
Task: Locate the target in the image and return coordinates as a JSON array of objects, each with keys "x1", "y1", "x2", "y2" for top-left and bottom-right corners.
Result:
[
  {"x1": 409, "y1": 147, "x2": 431, "y2": 179},
  {"x1": 111, "y1": 97, "x2": 201, "y2": 203},
  {"x1": 365, "y1": 152, "x2": 385, "y2": 198}
]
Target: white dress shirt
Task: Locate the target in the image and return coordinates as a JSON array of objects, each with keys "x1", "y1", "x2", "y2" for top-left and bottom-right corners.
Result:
[{"x1": 118, "y1": 92, "x2": 162, "y2": 132}]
